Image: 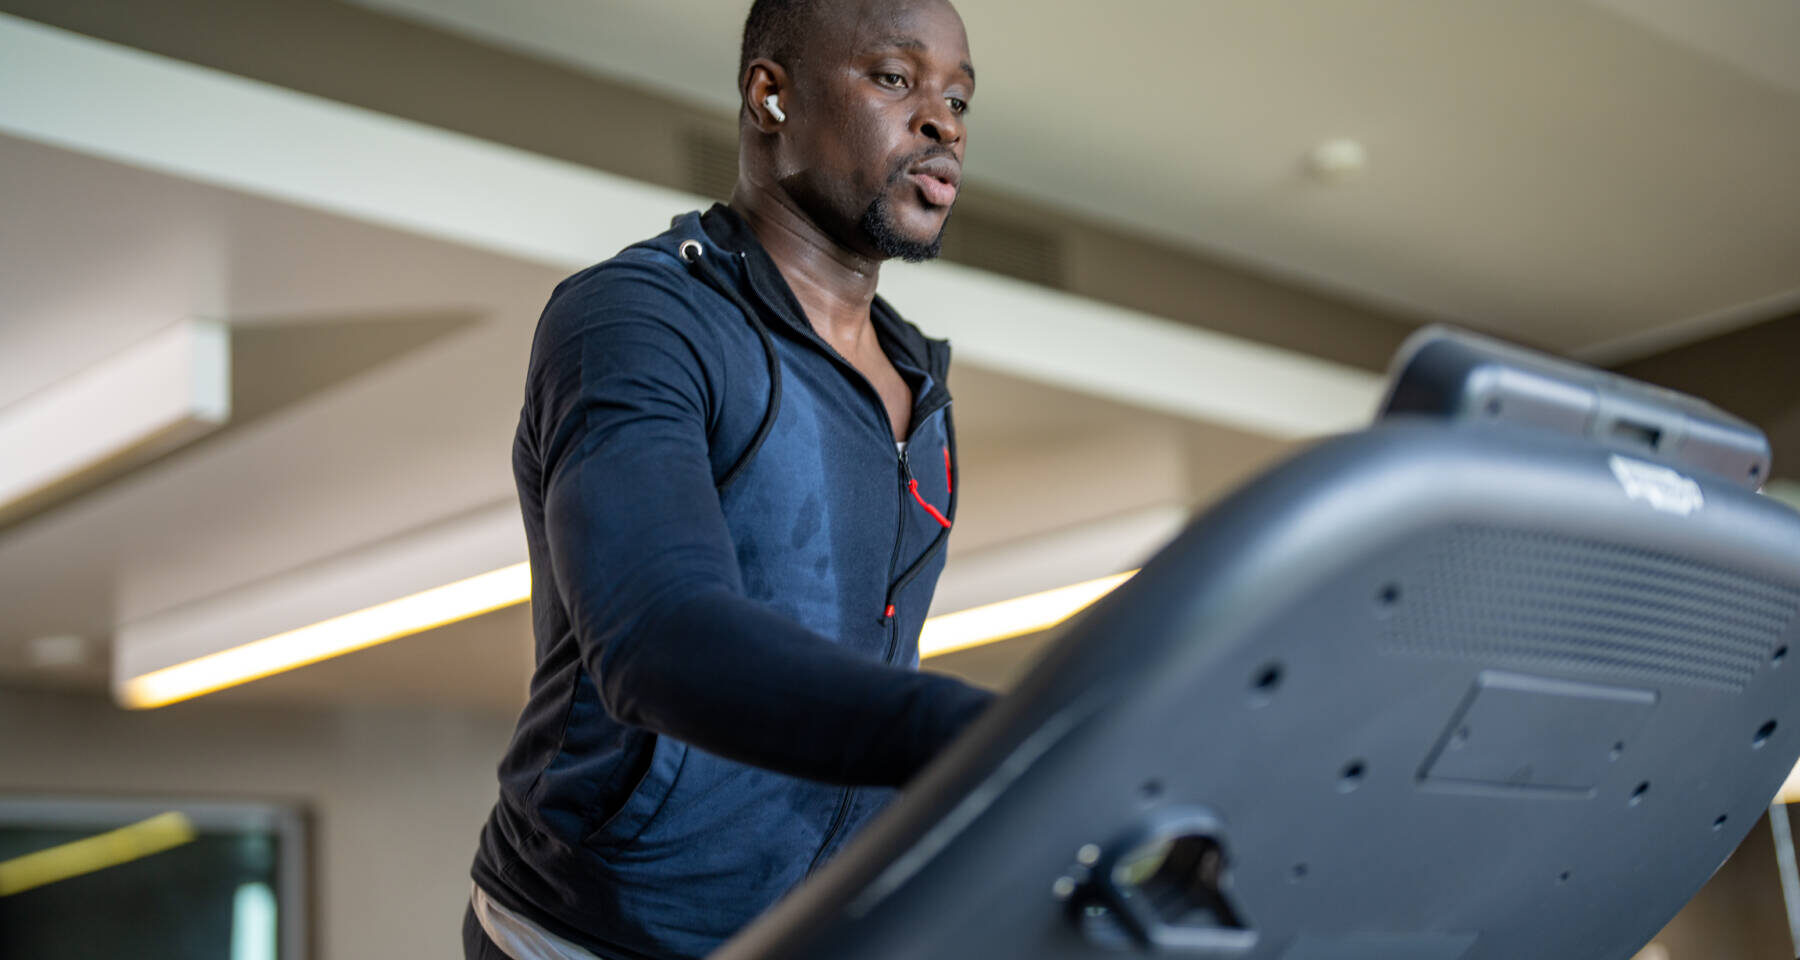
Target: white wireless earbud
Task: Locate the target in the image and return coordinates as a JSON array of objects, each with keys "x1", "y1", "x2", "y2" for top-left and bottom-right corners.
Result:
[{"x1": 763, "y1": 94, "x2": 787, "y2": 123}]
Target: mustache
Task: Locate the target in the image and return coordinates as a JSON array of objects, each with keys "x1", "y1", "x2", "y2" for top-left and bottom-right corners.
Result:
[{"x1": 886, "y1": 147, "x2": 958, "y2": 184}]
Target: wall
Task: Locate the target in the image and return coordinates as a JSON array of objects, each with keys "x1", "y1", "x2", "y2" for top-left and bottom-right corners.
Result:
[
  {"x1": 1647, "y1": 812, "x2": 1793, "y2": 959},
  {"x1": 0, "y1": 688, "x2": 515, "y2": 958}
]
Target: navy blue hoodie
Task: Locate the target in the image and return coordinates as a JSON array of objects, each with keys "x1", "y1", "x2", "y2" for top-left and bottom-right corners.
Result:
[{"x1": 470, "y1": 205, "x2": 995, "y2": 959}]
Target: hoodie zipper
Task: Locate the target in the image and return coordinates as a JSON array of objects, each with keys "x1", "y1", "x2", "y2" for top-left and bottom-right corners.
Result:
[
  {"x1": 805, "y1": 415, "x2": 950, "y2": 880},
  {"x1": 882, "y1": 446, "x2": 915, "y2": 665},
  {"x1": 702, "y1": 238, "x2": 956, "y2": 881},
  {"x1": 739, "y1": 231, "x2": 955, "y2": 629},
  {"x1": 806, "y1": 403, "x2": 958, "y2": 881},
  {"x1": 884, "y1": 401, "x2": 954, "y2": 614}
]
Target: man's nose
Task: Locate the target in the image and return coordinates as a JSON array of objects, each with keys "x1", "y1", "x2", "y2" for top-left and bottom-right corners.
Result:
[{"x1": 917, "y1": 101, "x2": 963, "y2": 146}]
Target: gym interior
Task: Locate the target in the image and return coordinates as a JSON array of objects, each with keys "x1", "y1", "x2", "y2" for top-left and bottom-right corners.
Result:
[{"x1": 2, "y1": 2, "x2": 1799, "y2": 957}]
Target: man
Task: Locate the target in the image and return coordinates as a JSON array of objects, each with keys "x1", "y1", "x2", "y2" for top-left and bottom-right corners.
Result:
[{"x1": 465, "y1": 1, "x2": 990, "y2": 957}]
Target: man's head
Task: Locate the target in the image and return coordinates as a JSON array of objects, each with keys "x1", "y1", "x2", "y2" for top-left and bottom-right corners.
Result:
[{"x1": 737, "y1": 0, "x2": 973, "y2": 263}]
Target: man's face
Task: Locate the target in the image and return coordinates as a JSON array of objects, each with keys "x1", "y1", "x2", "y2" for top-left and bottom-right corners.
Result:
[{"x1": 778, "y1": 0, "x2": 974, "y2": 262}]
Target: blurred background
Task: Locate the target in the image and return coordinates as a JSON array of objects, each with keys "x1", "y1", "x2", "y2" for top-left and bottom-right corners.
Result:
[{"x1": 1, "y1": 1, "x2": 1798, "y2": 956}]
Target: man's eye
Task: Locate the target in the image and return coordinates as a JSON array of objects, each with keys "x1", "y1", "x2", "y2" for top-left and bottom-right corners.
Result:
[
  {"x1": 876, "y1": 72, "x2": 908, "y2": 88},
  {"x1": 947, "y1": 97, "x2": 968, "y2": 115}
]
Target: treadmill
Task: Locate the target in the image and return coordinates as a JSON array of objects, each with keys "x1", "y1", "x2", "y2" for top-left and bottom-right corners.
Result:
[{"x1": 713, "y1": 326, "x2": 1800, "y2": 960}]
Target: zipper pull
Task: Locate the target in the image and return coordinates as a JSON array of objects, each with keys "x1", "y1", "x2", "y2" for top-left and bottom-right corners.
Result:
[
  {"x1": 899, "y1": 441, "x2": 951, "y2": 528},
  {"x1": 908, "y1": 477, "x2": 953, "y2": 529}
]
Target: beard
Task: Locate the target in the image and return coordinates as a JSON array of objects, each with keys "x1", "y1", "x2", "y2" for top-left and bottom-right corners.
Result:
[{"x1": 857, "y1": 164, "x2": 952, "y2": 263}]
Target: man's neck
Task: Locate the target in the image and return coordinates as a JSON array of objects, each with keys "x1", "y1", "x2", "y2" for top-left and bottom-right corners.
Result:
[{"x1": 730, "y1": 190, "x2": 883, "y2": 356}]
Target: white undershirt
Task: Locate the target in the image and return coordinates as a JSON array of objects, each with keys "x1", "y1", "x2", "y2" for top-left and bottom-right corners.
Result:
[
  {"x1": 896, "y1": 440, "x2": 908, "y2": 457},
  {"x1": 472, "y1": 883, "x2": 602, "y2": 960}
]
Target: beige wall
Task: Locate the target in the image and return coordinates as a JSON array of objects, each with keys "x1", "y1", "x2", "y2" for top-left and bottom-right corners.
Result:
[
  {"x1": 1646, "y1": 812, "x2": 1793, "y2": 959},
  {"x1": 0, "y1": 688, "x2": 514, "y2": 958}
]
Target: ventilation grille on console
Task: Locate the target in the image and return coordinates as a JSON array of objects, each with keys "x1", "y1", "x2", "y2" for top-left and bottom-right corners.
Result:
[{"x1": 1384, "y1": 527, "x2": 1800, "y2": 691}]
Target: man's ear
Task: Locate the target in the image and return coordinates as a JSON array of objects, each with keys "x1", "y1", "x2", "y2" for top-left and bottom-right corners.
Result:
[{"x1": 743, "y1": 60, "x2": 790, "y2": 133}]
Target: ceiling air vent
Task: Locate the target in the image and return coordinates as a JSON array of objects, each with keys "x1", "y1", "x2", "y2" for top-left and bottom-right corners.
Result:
[
  {"x1": 684, "y1": 129, "x2": 739, "y2": 203},
  {"x1": 938, "y1": 210, "x2": 1064, "y2": 289}
]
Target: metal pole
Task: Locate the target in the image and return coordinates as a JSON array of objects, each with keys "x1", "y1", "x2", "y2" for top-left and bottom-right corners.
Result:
[{"x1": 1766, "y1": 801, "x2": 1800, "y2": 958}]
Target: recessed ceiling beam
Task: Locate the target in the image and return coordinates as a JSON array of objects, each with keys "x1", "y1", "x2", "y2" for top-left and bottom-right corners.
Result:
[{"x1": 0, "y1": 319, "x2": 228, "y2": 528}]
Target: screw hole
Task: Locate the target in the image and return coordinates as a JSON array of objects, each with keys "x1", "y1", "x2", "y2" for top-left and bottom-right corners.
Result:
[
  {"x1": 1557, "y1": 870, "x2": 1571, "y2": 884},
  {"x1": 1629, "y1": 781, "x2": 1650, "y2": 806},
  {"x1": 1755, "y1": 720, "x2": 1778, "y2": 749},
  {"x1": 1775, "y1": 646, "x2": 1788, "y2": 666},
  {"x1": 1289, "y1": 863, "x2": 1309, "y2": 883},
  {"x1": 1750, "y1": 463, "x2": 1763, "y2": 479},
  {"x1": 1713, "y1": 814, "x2": 1729, "y2": 831},
  {"x1": 1609, "y1": 741, "x2": 1624, "y2": 761},
  {"x1": 1138, "y1": 779, "x2": 1164, "y2": 802},
  {"x1": 1377, "y1": 583, "x2": 1402, "y2": 607},
  {"x1": 1337, "y1": 759, "x2": 1367, "y2": 793},
  {"x1": 1485, "y1": 398, "x2": 1504, "y2": 417},
  {"x1": 1250, "y1": 663, "x2": 1284, "y2": 699}
]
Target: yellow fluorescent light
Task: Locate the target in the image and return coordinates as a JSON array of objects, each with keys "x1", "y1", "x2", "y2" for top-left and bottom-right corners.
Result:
[
  {"x1": 120, "y1": 562, "x2": 531, "y2": 709},
  {"x1": 0, "y1": 812, "x2": 196, "y2": 897},
  {"x1": 119, "y1": 560, "x2": 1124, "y2": 707},
  {"x1": 920, "y1": 570, "x2": 1138, "y2": 659}
]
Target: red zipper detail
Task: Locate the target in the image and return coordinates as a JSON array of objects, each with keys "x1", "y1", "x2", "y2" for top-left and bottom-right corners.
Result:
[
  {"x1": 884, "y1": 603, "x2": 896, "y2": 618},
  {"x1": 943, "y1": 445, "x2": 953, "y2": 495},
  {"x1": 908, "y1": 478, "x2": 952, "y2": 529}
]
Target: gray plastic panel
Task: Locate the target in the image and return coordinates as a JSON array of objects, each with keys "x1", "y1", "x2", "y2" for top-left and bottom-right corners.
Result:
[
  {"x1": 1379, "y1": 325, "x2": 1770, "y2": 488},
  {"x1": 1281, "y1": 933, "x2": 1477, "y2": 960},
  {"x1": 1419, "y1": 672, "x2": 1656, "y2": 795},
  {"x1": 712, "y1": 421, "x2": 1800, "y2": 960}
]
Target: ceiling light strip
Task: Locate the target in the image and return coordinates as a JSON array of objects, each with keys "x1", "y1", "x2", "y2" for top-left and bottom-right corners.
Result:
[
  {"x1": 919, "y1": 570, "x2": 1136, "y2": 659},
  {"x1": 116, "y1": 559, "x2": 1135, "y2": 708},
  {"x1": 118, "y1": 562, "x2": 531, "y2": 709}
]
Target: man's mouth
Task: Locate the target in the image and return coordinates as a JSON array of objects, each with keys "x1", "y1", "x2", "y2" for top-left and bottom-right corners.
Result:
[{"x1": 906, "y1": 156, "x2": 961, "y2": 208}]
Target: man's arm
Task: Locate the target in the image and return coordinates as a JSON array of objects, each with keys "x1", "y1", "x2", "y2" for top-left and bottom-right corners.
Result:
[{"x1": 532, "y1": 264, "x2": 992, "y2": 788}]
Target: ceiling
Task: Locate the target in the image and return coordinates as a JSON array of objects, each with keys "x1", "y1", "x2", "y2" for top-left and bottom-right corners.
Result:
[
  {"x1": 351, "y1": 0, "x2": 1800, "y2": 357},
  {"x1": 0, "y1": 132, "x2": 555, "y2": 689}
]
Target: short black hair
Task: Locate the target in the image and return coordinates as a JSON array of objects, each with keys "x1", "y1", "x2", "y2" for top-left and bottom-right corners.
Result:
[{"x1": 738, "y1": 0, "x2": 826, "y2": 84}]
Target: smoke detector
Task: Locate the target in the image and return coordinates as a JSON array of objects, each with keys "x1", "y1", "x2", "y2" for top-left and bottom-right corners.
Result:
[{"x1": 1306, "y1": 138, "x2": 1368, "y2": 182}]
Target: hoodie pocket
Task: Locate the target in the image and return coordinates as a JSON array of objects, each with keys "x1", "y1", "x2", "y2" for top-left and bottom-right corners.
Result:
[{"x1": 584, "y1": 734, "x2": 689, "y2": 849}]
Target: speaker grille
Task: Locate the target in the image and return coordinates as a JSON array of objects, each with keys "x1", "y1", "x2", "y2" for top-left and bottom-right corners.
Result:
[{"x1": 1384, "y1": 527, "x2": 1800, "y2": 690}]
